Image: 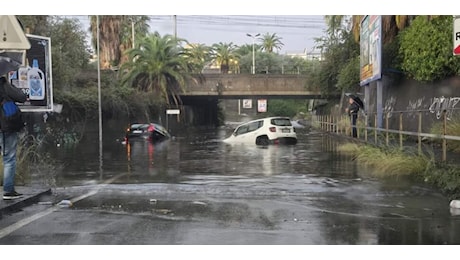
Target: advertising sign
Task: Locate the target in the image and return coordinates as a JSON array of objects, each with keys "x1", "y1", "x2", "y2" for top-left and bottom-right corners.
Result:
[
  {"x1": 360, "y1": 15, "x2": 382, "y2": 86},
  {"x1": 8, "y1": 34, "x2": 53, "y2": 112},
  {"x1": 257, "y1": 99, "x2": 267, "y2": 113},
  {"x1": 242, "y1": 99, "x2": 252, "y2": 109},
  {"x1": 454, "y1": 16, "x2": 460, "y2": 55}
]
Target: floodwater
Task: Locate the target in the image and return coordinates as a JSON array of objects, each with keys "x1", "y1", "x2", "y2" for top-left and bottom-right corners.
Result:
[{"x1": 42, "y1": 123, "x2": 460, "y2": 245}]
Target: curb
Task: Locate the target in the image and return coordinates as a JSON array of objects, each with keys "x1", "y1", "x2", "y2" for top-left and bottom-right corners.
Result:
[{"x1": 0, "y1": 188, "x2": 52, "y2": 218}]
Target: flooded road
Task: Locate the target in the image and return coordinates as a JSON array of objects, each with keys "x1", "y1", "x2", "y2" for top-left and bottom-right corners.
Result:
[{"x1": 12, "y1": 125, "x2": 460, "y2": 244}]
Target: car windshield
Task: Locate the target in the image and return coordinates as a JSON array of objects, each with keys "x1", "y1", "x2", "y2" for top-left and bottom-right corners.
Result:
[{"x1": 271, "y1": 118, "x2": 292, "y2": 126}]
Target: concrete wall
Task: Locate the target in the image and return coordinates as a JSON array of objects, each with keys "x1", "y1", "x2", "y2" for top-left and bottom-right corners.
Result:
[
  {"x1": 362, "y1": 75, "x2": 460, "y2": 133},
  {"x1": 186, "y1": 74, "x2": 318, "y2": 97}
]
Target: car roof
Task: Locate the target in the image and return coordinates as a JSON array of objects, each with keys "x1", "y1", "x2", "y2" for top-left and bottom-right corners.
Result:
[{"x1": 236, "y1": 117, "x2": 291, "y2": 125}]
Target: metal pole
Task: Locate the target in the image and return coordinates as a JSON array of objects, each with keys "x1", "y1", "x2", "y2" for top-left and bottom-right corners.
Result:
[
  {"x1": 247, "y1": 33, "x2": 260, "y2": 74},
  {"x1": 385, "y1": 112, "x2": 389, "y2": 146},
  {"x1": 131, "y1": 19, "x2": 135, "y2": 48},
  {"x1": 97, "y1": 15, "x2": 103, "y2": 176},
  {"x1": 252, "y1": 39, "x2": 255, "y2": 74},
  {"x1": 443, "y1": 110, "x2": 447, "y2": 162},
  {"x1": 418, "y1": 111, "x2": 422, "y2": 155},
  {"x1": 374, "y1": 114, "x2": 377, "y2": 144},
  {"x1": 399, "y1": 112, "x2": 403, "y2": 149},
  {"x1": 173, "y1": 15, "x2": 177, "y2": 38}
]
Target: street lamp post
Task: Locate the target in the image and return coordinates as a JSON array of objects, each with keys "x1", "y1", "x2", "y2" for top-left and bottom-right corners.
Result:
[{"x1": 246, "y1": 33, "x2": 260, "y2": 74}]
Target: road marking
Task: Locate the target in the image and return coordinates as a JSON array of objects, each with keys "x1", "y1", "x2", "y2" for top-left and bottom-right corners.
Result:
[{"x1": 0, "y1": 172, "x2": 128, "y2": 239}]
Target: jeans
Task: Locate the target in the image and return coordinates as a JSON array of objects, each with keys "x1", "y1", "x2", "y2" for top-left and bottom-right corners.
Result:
[{"x1": 1, "y1": 132, "x2": 18, "y2": 193}]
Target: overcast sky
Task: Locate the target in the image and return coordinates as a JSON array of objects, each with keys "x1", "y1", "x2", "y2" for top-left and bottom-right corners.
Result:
[
  {"x1": 12, "y1": 0, "x2": 454, "y2": 55},
  {"x1": 73, "y1": 15, "x2": 327, "y2": 54}
]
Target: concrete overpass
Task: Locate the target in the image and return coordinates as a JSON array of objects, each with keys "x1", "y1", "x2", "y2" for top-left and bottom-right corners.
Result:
[
  {"x1": 171, "y1": 74, "x2": 340, "y2": 128},
  {"x1": 181, "y1": 74, "x2": 335, "y2": 99}
]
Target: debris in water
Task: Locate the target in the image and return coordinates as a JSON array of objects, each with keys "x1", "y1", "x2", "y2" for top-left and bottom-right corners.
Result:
[{"x1": 57, "y1": 200, "x2": 73, "y2": 208}]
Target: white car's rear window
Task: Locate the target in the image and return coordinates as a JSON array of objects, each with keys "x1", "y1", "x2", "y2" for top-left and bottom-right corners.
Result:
[{"x1": 271, "y1": 118, "x2": 292, "y2": 126}]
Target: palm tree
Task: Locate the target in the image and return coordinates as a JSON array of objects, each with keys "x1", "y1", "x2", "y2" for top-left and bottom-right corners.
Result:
[
  {"x1": 183, "y1": 43, "x2": 212, "y2": 73},
  {"x1": 119, "y1": 32, "x2": 196, "y2": 107},
  {"x1": 119, "y1": 16, "x2": 150, "y2": 64},
  {"x1": 90, "y1": 15, "x2": 123, "y2": 69},
  {"x1": 211, "y1": 42, "x2": 238, "y2": 74},
  {"x1": 90, "y1": 15, "x2": 150, "y2": 69},
  {"x1": 258, "y1": 33, "x2": 284, "y2": 53}
]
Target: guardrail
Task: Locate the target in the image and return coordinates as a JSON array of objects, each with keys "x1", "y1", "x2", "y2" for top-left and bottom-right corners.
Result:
[{"x1": 315, "y1": 109, "x2": 460, "y2": 162}]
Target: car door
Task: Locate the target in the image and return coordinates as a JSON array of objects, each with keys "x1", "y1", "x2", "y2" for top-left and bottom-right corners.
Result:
[{"x1": 234, "y1": 121, "x2": 262, "y2": 144}]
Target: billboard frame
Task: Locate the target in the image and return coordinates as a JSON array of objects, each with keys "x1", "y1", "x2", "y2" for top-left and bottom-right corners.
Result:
[
  {"x1": 360, "y1": 15, "x2": 382, "y2": 86},
  {"x1": 8, "y1": 34, "x2": 54, "y2": 112}
]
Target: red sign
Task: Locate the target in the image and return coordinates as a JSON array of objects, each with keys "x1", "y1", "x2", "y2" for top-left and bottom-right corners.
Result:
[
  {"x1": 454, "y1": 17, "x2": 460, "y2": 56},
  {"x1": 455, "y1": 45, "x2": 460, "y2": 55}
]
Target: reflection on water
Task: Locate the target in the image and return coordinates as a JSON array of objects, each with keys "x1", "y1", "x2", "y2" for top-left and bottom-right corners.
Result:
[{"x1": 47, "y1": 125, "x2": 460, "y2": 244}]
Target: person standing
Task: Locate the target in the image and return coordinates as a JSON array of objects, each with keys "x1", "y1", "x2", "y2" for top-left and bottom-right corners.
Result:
[
  {"x1": 0, "y1": 76, "x2": 27, "y2": 200},
  {"x1": 346, "y1": 97, "x2": 360, "y2": 138}
]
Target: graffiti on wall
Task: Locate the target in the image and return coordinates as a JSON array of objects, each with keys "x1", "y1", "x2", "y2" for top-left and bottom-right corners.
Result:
[
  {"x1": 429, "y1": 96, "x2": 460, "y2": 120},
  {"x1": 406, "y1": 98, "x2": 425, "y2": 119},
  {"x1": 384, "y1": 96, "x2": 396, "y2": 118}
]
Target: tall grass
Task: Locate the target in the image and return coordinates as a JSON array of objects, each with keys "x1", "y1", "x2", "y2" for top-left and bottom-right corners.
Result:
[
  {"x1": 430, "y1": 116, "x2": 460, "y2": 152},
  {"x1": 338, "y1": 141, "x2": 460, "y2": 199},
  {"x1": 1, "y1": 133, "x2": 59, "y2": 188},
  {"x1": 338, "y1": 143, "x2": 433, "y2": 178}
]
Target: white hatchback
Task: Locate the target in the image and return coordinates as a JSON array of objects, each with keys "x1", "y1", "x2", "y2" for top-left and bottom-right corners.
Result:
[{"x1": 223, "y1": 117, "x2": 297, "y2": 145}]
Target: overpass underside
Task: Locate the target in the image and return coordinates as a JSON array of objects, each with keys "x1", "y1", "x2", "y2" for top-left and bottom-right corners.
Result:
[{"x1": 172, "y1": 74, "x2": 339, "y2": 126}]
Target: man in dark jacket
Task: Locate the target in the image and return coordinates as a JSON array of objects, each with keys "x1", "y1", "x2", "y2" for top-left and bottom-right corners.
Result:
[
  {"x1": 0, "y1": 75, "x2": 27, "y2": 200},
  {"x1": 346, "y1": 97, "x2": 360, "y2": 138}
]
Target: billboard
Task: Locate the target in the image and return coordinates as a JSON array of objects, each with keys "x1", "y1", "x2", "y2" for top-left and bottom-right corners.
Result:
[
  {"x1": 360, "y1": 15, "x2": 382, "y2": 86},
  {"x1": 8, "y1": 34, "x2": 53, "y2": 112}
]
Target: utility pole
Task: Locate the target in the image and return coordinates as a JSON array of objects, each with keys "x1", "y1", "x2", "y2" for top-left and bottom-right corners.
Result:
[
  {"x1": 131, "y1": 18, "x2": 135, "y2": 48},
  {"x1": 173, "y1": 15, "x2": 177, "y2": 38},
  {"x1": 246, "y1": 33, "x2": 260, "y2": 74}
]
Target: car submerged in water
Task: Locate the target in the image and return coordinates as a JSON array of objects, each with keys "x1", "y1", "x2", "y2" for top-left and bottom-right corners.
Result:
[
  {"x1": 223, "y1": 117, "x2": 297, "y2": 145},
  {"x1": 125, "y1": 123, "x2": 171, "y2": 143}
]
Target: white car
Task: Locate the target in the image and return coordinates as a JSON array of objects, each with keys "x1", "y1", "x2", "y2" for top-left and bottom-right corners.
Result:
[{"x1": 223, "y1": 117, "x2": 297, "y2": 145}]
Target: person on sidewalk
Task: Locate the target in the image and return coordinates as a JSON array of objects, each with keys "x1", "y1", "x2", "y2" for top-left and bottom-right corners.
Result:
[
  {"x1": 0, "y1": 76, "x2": 27, "y2": 200},
  {"x1": 346, "y1": 97, "x2": 360, "y2": 138}
]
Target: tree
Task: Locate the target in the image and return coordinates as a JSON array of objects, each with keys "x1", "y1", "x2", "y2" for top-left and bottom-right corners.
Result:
[
  {"x1": 16, "y1": 15, "x2": 50, "y2": 35},
  {"x1": 48, "y1": 17, "x2": 91, "y2": 90},
  {"x1": 119, "y1": 16, "x2": 150, "y2": 64},
  {"x1": 324, "y1": 15, "x2": 345, "y2": 46},
  {"x1": 119, "y1": 32, "x2": 197, "y2": 107},
  {"x1": 258, "y1": 33, "x2": 284, "y2": 53},
  {"x1": 235, "y1": 43, "x2": 257, "y2": 57},
  {"x1": 211, "y1": 42, "x2": 239, "y2": 74},
  {"x1": 311, "y1": 16, "x2": 359, "y2": 94},
  {"x1": 90, "y1": 16, "x2": 122, "y2": 69},
  {"x1": 183, "y1": 43, "x2": 212, "y2": 73},
  {"x1": 89, "y1": 15, "x2": 150, "y2": 69},
  {"x1": 399, "y1": 16, "x2": 460, "y2": 82}
]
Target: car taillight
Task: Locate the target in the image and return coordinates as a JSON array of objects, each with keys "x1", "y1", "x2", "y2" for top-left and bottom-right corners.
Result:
[
  {"x1": 148, "y1": 125, "x2": 155, "y2": 132},
  {"x1": 269, "y1": 127, "x2": 276, "y2": 132}
]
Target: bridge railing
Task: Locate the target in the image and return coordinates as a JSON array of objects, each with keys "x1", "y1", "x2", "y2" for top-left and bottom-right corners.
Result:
[
  {"x1": 315, "y1": 108, "x2": 460, "y2": 163},
  {"x1": 184, "y1": 74, "x2": 318, "y2": 96}
]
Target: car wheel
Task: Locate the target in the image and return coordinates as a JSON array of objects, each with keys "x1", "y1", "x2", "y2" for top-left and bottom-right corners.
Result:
[{"x1": 256, "y1": 136, "x2": 269, "y2": 146}]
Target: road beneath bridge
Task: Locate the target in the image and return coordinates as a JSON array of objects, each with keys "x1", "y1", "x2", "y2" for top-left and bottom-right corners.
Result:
[{"x1": 173, "y1": 74, "x2": 340, "y2": 127}]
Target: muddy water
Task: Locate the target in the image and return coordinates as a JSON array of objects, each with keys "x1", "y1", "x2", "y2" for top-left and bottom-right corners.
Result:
[{"x1": 45, "y1": 125, "x2": 460, "y2": 244}]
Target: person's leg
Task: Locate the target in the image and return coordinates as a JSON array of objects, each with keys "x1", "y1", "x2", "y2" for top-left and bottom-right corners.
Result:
[
  {"x1": 351, "y1": 114, "x2": 357, "y2": 138},
  {"x1": 2, "y1": 132, "x2": 18, "y2": 193}
]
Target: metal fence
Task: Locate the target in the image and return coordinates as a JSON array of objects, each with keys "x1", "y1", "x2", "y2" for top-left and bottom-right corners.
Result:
[{"x1": 315, "y1": 109, "x2": 460, "y2": 162}]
